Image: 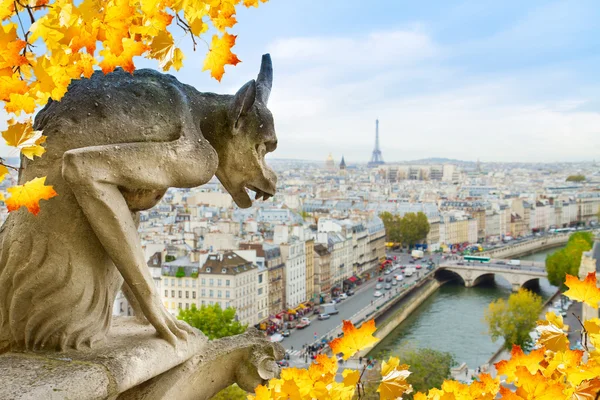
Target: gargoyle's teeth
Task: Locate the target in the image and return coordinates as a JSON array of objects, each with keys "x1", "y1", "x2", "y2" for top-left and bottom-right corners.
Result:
[
  {"x1": 255, "y1": 190, "x2": 264, "y2": 201},
  {"x1": 263, "y1": 193, "x2": 273, "y2": 201}
]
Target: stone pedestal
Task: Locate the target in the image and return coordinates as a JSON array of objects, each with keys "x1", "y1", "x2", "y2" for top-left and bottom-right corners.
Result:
[{"x1": 0, "y1": 317, "x2": 282, "y2": 400}]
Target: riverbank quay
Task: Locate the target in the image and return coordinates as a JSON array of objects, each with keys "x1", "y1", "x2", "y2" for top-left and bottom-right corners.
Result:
[
  {"x1": 480, "y1": 234, "x2": 569, "y2": 259},
  {"x1": 307, "y1": 269, "x2": 439, "y2": 357}
]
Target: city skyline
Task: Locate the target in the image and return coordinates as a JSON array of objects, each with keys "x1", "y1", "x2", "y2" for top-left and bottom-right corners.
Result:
[{"x1": 1, "y1": 1, "x2": 599, "y2": 163}]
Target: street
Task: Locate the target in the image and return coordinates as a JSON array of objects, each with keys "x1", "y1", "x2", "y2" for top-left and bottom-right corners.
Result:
[{"x1": 280, "y1": 252, "x2": 430, "y2": 366}]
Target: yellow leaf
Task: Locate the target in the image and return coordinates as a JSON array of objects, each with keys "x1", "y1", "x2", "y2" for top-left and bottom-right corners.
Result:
[
  {"x1": 202, "y1": 33, "x2": 241, "y2": 81},
  {"x1": 0, "y1": 165, "x2": 8, "y2": 183},
  {"x1": 342, "y1": 369, "x2": 360, "y2": 388},
  {"x1": 564, "y1": 273, "x2": 600, "y2": 309},
  {"x1": 569, "y1": 378, "x2": 600, "y2": 400},
  {"x1": 5, "y1": 176, "x2": 58, "y2": 215},
  {"x1": 494, "y1": 345, "x2": 545, "y2": 383},
  {"x1": 99, "y1": 37, "x2": 148, "y2": 73},
  {"x1": 378, "y1": 357, "x2": 412, "y2": 400},
  {"x1": 148, "y1": 30, "x2": 185, "y2": 71},
  {"x1": 1, "y1": 119, "x2": 46, "y2": 159},
  {"x1": 536, "y1": 323, "x2": 569, "y2": 353},
  {"x1": 0, "y1": 23, "x2": 28, "y2": 70},
  {"x1": 329, "y1": 319, "x2": 379, "y2": 360},
  {"x1": 514, "y1": 367, "x2": 565, "y2": 400}
]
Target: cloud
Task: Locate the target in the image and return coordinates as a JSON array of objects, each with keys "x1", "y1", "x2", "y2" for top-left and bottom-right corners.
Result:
[{"x1": 263, "y1": 27, "x2": 600, "y2": 163}]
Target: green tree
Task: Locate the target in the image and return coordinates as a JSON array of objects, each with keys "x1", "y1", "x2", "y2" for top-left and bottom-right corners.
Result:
[
  {"x1": 485, "y1": 289, "x2": 542, "y2": 351},
  {"x1": 178, "y1": 303, "x2": 247, "y2": 340},
  {"x1": 398, "y1": 212, "x2": 431, "y2": 248},
  {"x1": 380, "y1": 212, "x2": 402, "y2": 243},
  {"x1": 566, "y1": 175, "x2": 586, "y2": 182},
  {"x1": 363, "y1": 347, "x2": 455, "y2": 399},
  {"x1": 545, "y1": 231, "x2": 593, "y2": 288}
]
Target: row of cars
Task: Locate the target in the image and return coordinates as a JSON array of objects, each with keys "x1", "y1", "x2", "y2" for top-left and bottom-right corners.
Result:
[{"x1": 374, "y1": 272, "x2": 404, "y2": 297}]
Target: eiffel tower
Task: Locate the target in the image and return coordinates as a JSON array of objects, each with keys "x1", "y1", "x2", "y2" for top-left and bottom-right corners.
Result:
[{"x1": 367, "y1": 119, "x2": 385, "y2": 167}]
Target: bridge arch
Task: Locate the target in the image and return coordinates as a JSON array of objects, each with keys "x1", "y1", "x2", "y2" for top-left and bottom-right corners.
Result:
[
  {"x1": 434, "y1": 268, "x2": 465, "y2": 285},
  {"x1": 436, "y1": 265, "x2": 546, "y2": 292}
]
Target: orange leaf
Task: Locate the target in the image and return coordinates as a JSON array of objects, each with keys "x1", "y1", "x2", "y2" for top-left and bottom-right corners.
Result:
[
  {"x1": 495, "y1": 345, "x2": 545, "y2": 383},
  {"x1": 202, "y1": 33, "x2": 240, "y2": 81},
  {"x1": 1, "y1": 119, "x2": 47, "y2": 159},
  {"x1": 564, "y1": 273, "x2": 600, "y2": 309},
  {"x1": 378, "y1": 356, "x2": 412, "y2": 400},
  {"x1": 5, "y1": 176, "x2": 57, "y2": 215},
  {"x1": 329, "y1": 319, "x2": 379, "y2": 360}
]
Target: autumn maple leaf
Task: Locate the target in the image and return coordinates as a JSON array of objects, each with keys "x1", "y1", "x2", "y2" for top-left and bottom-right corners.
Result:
[
  {"x1": 329, "y1": 319, "x2": 379, "y2": 360},
  {"x1": 5, "y1": 176, "x2": 58, "y2": 215},
  {"x1": 495, "y1": 345, "x2": 545, "y2": 383},
  {"x1": 378, "y1": 356, "x2": 413, "y2": 400},
  {"x1": 564, "y1": 273, "x2": 600, "y2": 309},
  {"x1": 202, "y1": 33, "x2": 241, "y2": 81},
  {"x1": 536, "y1": 311, "x2": 570, "y2": 352},
  {"x1": 1, "y1": 119, "x2": 47, "y2": 159}
]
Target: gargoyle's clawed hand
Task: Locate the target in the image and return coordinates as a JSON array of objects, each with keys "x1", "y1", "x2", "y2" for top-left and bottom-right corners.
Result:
[{"x1": 145, "y1": 296, "x2": 195, "y2": 346}]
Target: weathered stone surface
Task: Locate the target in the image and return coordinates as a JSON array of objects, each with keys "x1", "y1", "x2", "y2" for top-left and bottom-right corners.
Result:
[
  {"x1": 0, "y1": 53, "x2": 282, "y2": 399},
  {"x1": 0, "y1": 54, "x2": 277, "y2": 352},
  {"x1": 0, "y1": 317, "x2": 208, "y2": 399}
]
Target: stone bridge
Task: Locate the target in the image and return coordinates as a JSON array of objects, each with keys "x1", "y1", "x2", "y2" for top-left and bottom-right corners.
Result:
[{"x1": 435, "y1": 260, "x2": 547, "y2": 292}]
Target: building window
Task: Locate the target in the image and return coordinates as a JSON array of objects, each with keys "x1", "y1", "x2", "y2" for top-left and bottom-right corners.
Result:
[
  {"x1": 178, "y1": 279, "x2": 182, "y2": 287},
  {"x1": 185, "y1": 280, "x2": 190, "y2": 287},
  {"x1": 192, "y1": 280, "x2": 196, "y2": 287},
  {"x1": 217, "y1": 279, "x2": 222, "y2": 286},
  {"x1": 258, "y1": 274, "x2": 263, "y2": 283},
  {"x1": 192, "y1": 291, "x2": 196, "y2": 299},
  {"x1": 201, "y1": 289, "x2": 206, "y2": 296},
  {"x1": 209, "y1": 290, "x2": 213, "y2": 297},
  {"x1": 185, "y1": 303, "x2": 189, "y2": 310},
  {"x1": 218, "y1": 290, "x2": 222, "y2": 298},
  {"x1": 201, "y1": 279, "x2": 206, "y2": 285},
  {"x1": 186, "y1": 291, "x2": 189, "y2": 299},
  {"x1": 222, "y1": 268, "x2": 227, "y2": 274},
  {"x1": 178, "y1": 302, "x2": 182, "y2": 309},
  {"x1": 258, "y1": 288, "x2": 263, "y2": 295},
  {"x1": 171, "y1": 290, "x2": 175, "y2": 297},
  {"x1": 226, "y1": 291, "x2": 230, "y2": 298},
  {"x1": 202, "y1": 300, "x2": 205, "y2": 306},
  {"x1": 178, "y1": 290, "x2": 182, "y2": 298},
  {"x1": 164, "y1": 290, "x2": 168, "y2": 297},
  {"x1": 209, "y1": 279, "x2": 214, "y2": 286},
  {"x1": 226, "y1": 280, "x2": 230, "y2": 286},
  {"x1": 206, "y1": 267, "x2": 212, "y2": 273}
]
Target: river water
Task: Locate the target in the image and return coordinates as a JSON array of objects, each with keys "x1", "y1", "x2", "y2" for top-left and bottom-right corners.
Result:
[{"x1": 369, "y1": 247, "x2": 561, "y2": 368}]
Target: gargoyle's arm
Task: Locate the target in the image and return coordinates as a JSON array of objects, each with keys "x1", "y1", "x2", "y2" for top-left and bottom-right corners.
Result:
[{"x1": 62, "y1": 135, "x2": 218, "y2": 345}]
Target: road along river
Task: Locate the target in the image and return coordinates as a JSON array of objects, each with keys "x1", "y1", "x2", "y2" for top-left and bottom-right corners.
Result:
[{"x1": 368, "y1": 247, "x2": 561, "y2": 368}]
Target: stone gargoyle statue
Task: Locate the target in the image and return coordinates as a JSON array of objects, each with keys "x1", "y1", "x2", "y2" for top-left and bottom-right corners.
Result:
[{"x1": 0, "y1": 54, "x2": 283, "y2": 399}]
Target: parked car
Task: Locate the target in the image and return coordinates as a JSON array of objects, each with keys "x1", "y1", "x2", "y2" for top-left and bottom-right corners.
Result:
[
  {"x1": 375, "y1": 283, "x2": 383, "y2": 290},
  {"x1": 281, "y1": 330, "x2": 290, "y2": 337},
  {"x1": 338, "y1": 293, "x2": 348, "y2": 301},
  {"x1": 318, "y1": 314, "x2": 331, "y2": 320},
  {"x1": 400, "y1": 265, "x2": 406, "y2": 269},
  {"x1": 496, "y1": 261, "x2": 506, "y2": 265},
  {"x1": 300, "y1": 317, "x2": 311, "y2": 325},
  {"x1": 384, "y1": 283, "x2": 392, "y2": 290},
  {"x1": 296, "y1": 322, "x2": 309, "y2": 329},
  {"x1": 385, "y1": 277, "x2": 393, "y2": 283},
  {"x1": 378, "y1": 277, "x2": 384, "y2": 282},
  {"x1": 270, "y1": 333, "x2": 284, "y2": 342},
  {"x1": 277, "y1": 360, "x2": 290, "y2": 367},
  {"x1": 346, "y1": 289, "x2": 355, "y2": 296},
  {"x1": 384, "y1": 269, "x2": 391, "y2": 275},
  {"x1": 416, "y1": 265, "x2": 422, "y2": 270},
  {"x1": 374, "y1": 291, "x2": 383, "y2": 298},
  {"x1": 409, "y1": 259, "x2": 415, "y2": 264},
  {"x1": 391, "y1": 280, "x2": 398, "y2": 286}
]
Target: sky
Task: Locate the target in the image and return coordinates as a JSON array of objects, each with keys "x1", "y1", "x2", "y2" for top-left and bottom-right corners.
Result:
[{"x1": 3, "y1": 0, "x2": 600, "y2": 163}]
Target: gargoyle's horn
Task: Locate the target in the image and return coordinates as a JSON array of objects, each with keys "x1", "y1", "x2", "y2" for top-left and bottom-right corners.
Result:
[{"x1": 256, "y1": 53, "x2": 272, "y2": 105}]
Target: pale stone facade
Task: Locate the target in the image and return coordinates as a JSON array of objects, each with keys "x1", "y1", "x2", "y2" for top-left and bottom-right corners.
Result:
[
  {"x1": 305, "y1": 239, "x2": 315, "y2": 302},
  {"x1": 280, "y1": 240, "x2": 307, "y2": 309}
]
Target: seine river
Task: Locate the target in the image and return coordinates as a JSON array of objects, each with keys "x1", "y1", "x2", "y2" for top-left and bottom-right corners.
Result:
[{"x1": 369, "y1": 247, "x2": 561, "y2": 368}]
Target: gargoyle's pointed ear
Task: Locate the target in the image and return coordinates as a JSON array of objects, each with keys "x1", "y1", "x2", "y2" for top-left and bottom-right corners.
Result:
[
  {"x1": 256, "y1": 54, "x2": 272, "y2": 105},
  {"x1": 230, "y1": 79, "x2": 256, "y2": 131}
]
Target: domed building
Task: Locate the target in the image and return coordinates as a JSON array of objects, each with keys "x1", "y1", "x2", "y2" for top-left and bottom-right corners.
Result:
[{"x1": 325, "y1": 153, "x2": 335, "y2": 171}]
